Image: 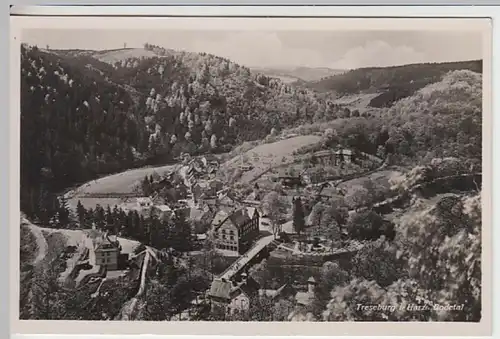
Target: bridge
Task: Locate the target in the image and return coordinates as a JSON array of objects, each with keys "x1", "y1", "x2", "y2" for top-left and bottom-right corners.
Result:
[{"x1": 218, "y1": 234, "x2": 277, "y2": 281}]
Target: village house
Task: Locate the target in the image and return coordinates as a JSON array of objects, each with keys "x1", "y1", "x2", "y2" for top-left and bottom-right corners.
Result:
[
  {"x1": 209, "y1": 179, "x2": 224, "y2": 193},
  {"x1": 116, "y1": 197, "x2": 154, "y2": 217},
  {"x1": 218, "y1": 193, "x2": 238, "y2": 207},
  {"x1": 201, "y1": 154, "x2": 220, "y2": 168},
  {"x1": 192, "y1": 181, "x2": 211, "y2": 201},
  {"x1": 172, "y1": 205, "x2": 191, "y2": 220},
  {"x1": 334, "y1": 149, "x2": 354, "y2": 164},
  {"x1": 294, "y1": 276, "x2": 317, "y2": 307},
  {"x1": 180, "y1": 152, "x2": 191, "y2": 162},
  {"x1": 239, "y1": 164, "x2": 253, "y2": 172},
  {"x1": 199, "y1": 193, "x2": 217, "y2": 207},
  {"x1": 193, "y1": 179, "x2": 224, "y2": 202},
  {"x1": 154, "y1": 204, "x2": 174, "y2": 221},
  {"x1": 187, "y1": 159, "x2": 205, "y2": 179},
  {"x1": 190, "y1": 205, "x2": 216, "y2": 234},
  {"x1": 311, "y1": 149, "x2": 355, "y2": 167},
  {"x1": 211, "y1": 207, "x2": 260, "y2": 254},
  {"x1": 94, "y1": 234, "x2": 122, "y2": 271},
  {"x1": 207, "y1": 273, "x2": 260, "y2": 316},
  {"x1": 159, "y1": 181, "x2": 189, "y2": 203},
  {"x1": 275, "y1": 169, "x2": 309, "y2": 188},
  {"x1": 136, "y1": 197, "x2": 153, "y2": 209}
]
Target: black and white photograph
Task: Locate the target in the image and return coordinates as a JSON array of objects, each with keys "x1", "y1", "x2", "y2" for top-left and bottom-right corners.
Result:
[{"x1": 11, "y1": 14, "x2": 491, "y2": 334}]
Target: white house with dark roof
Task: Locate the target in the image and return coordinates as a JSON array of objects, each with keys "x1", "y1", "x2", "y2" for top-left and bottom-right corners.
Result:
[
  {"x1": 136, "y1": 197, "x2": 153, "y2": 209},
  {"x1": 154, "y1": 204, "x2": 174, "y2": 221},
  {"x1": 208, "y1": 274, "x2": 260, "y2": 316},
  {"x1": 294, "y1": 276, "x2": 317, "y2": 307},
  {"x1": 93, "y1": 233, "x2": 121, "y2": 271}
]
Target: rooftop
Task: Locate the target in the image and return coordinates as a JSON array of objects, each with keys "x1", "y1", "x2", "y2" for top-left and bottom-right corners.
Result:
[
  {"x1": 307, "y1": 276, "x2": 316, "y2": 284},
  {"x1": 228, "y1": 208, "x2": 252, "y2": 230},
  {"x1": 295, "y1": 291, "x2": 314, "y2": 306},
  {"x1": 208, "y1": 279, "x2": 232, "y2": 300},
  {"x1": 155, "y1": 205, "x2": 172, "y2": 212},
  {"x1": 246, "y1": 207, "x2": 258, "y2": 219},
  {"x1": 94, "y1": 235, "x2": 120, "y2": 252},
  {"x1": 211, "y1": 210, "x2": 230, "y2": 227}
]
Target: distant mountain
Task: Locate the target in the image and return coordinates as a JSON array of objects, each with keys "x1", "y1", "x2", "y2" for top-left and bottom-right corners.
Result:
[
  {"x1": 251, "y1": 66, "x2": 346, "y2": 83},
  {"x1": 305, "y1": 60, "x2": 483, "y2": 107}
]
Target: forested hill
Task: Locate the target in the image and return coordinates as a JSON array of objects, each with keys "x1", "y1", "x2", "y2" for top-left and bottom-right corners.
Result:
[
  {"x1": 306, "y1": 60, "x2": 482, "y2": 107},
  {"x1": 96, "y1": 44, "x2": 343, "y2": 144},
  {"x1": 20, "y1": 44, "x2": 342, "y2": 218},
  {"x1": 20, "y1": 43, "x2": 483, "y2": 221},
  {"x1": 21, "y1": 45, "x2": 142, "y2": 201}
]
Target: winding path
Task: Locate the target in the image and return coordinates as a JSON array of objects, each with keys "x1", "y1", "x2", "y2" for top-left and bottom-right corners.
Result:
[
  {"x1": 22, "y1": 217, "x2": 48, "y2": 265},
  {"x1": 117, "y1": 248, "x2": 153, "y2": 320}
]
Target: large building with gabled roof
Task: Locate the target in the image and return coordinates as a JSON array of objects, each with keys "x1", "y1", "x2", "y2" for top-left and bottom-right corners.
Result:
[{"x1": 210, "y1": 207, "x2": 259, "y2": 254}]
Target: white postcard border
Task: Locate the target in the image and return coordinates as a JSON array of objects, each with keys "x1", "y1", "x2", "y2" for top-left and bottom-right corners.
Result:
[{"x1": 9, "y1": 9, "x2": 494, "y2": 337}]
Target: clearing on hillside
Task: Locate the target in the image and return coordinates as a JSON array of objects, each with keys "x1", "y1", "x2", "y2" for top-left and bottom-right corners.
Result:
[
  {"x1": 332, "y1": 92, "x2": 383, "y2": 114},
  {"x1": 65, "y1": 164, "x2": 177, "y2": 211},
  {"x1": 70, "y1": 165, "x2": 177, "y2": 196},
  {"x1": 93, "y1": 48, "x2": 163, "y2": 64},
  {"x1": 220, "y1": 135, "x2": 322, "y2": 184}
]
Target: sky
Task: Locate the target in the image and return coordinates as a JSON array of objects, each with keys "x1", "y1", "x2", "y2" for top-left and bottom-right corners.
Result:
[{"x1": 22, "y1": 29, "x2": 483, "y2": 70}]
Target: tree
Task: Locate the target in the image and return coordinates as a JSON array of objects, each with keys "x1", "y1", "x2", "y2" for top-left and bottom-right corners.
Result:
[
  {"x1": 351, "y1": 238, "x2": 406, "y2": 287},
  {"x1": 273, "y1": 299, "x2": 294, "y2": 321},
  {"x1": 319, "y1": 206, "x2": 340, "y2": 241},
  {"x1": 141, "y1": 176, "x2": 152, "y2": 196},
  {"x1": 248, "y1": 259, "x2": 271, "y2": 289},
  {"x1": 324, "y1": 219, "x2": 341, "y2": 250},
  {"x1": 397, "y1": 194, "x2": 481, "y2": 321},
  {"x1": 143, "y1": 279, "x2": 173, "y2": 320},
  {"x1": 292, "y1": 197, "x2": 306, "y2": 235},
  {"x1": 57, "y1": 196, "x2": 71, "y2": 228},
  {"x1": 169, "y1": 214, "x2": 192, "y2": 252},
  {"x1": 76, "y1": 200, "x2": 86, "y2": 226},
  {"x1": 322, "y1": 278, "x2": 430, "y2": 321},
  {"x1": 262, "y1": 192, "x2": 288, "y2": 238},
  {"x1": 310, "y1": 261, "x2": 349, "y2": 318},
  {"x1": 29, "y1": 258, "x2": 70, "y2": 320},
  {"x1": 346, "y1": 210, "x2": 385, "y2": 241},
  {"x1": 308, "y1": 202, "x2": 325, "y2": 228},
  {"x1": 345, "y1": 186, "x2": 370, "y2": 211}
]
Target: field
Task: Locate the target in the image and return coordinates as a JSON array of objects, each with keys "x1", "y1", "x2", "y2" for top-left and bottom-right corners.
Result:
[
  {"x1": 94, "y1": 48, "x2": 164, "y2": 64},
  {"x1": 219, "y1": 135, "x2": 322, "y2": 184},
  {"x1": 337, "y1": 170, "x2": 403, "y2": 196},
  {"x1": 332, "y1": 92, "x2": 383, "y2": 114},
  {"x1": 66, "y1": 164, "x2": 178, "y2": 210}
]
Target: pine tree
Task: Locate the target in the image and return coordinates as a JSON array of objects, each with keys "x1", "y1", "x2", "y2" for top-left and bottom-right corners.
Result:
[
  {"x1": 292, "y1": 197, "x2": 306, "y2": 235},
  {"x1": 95, "y1": 205, "x2": 106, "y2": 229},
  {"x1": 105, "y1": 206, "x2": 114, "y2": 232},
  {"x1": 142, "y1": 176, "x2": 152, "y2": 196},
  {"x1": 170, "y1": 214, "x2": 192, "y2": 252},
  {"x1": 76, "y1": 200, "x2": 86, "y2": 226},
  {"x1": 57, "y1": 196, "x2": 71, "y2": 228}
]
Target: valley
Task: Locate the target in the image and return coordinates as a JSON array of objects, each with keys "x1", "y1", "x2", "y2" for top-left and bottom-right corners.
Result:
[{"x1": 19, "y1": 41, "x2": 483, "y2": 322}]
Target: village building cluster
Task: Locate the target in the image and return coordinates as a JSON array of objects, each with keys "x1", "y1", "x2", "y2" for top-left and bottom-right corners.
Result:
[
  {"x1": 112, "y1": 154, "x2": 265, "y2": 255},
  {"x1": 81, "y1": 147, "x2": 362, "y2": 319}
]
